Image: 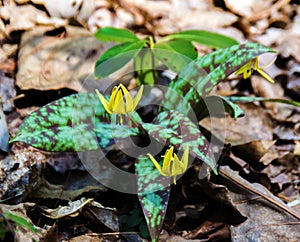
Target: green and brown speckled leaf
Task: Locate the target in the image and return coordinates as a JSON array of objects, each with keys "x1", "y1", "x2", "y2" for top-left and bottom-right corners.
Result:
[
  {"x1": 135, "y1": 156, "x2": 170, "y2": 242},
  {"x1": 142, "y1": 110, "x2": 217, "y2": 173},
  {"x1": 162, "y1": 43, "x2": 275, "y2": 117},
  {"x1": 11, "y1": 93, "x2": 140, "y2": 151},
  {"x1": 197, "y1": 95, "x2": 244, "y2": 121}
]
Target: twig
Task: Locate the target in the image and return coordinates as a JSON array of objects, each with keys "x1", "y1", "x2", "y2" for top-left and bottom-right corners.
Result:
[{"x1": 218, "y1": 166, "x2": 300, "y2": 221}]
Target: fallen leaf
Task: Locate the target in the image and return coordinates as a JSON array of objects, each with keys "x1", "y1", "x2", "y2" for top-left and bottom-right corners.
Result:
[
  {"x1": 120, "y1": 0, "x2": 237, "y2": 35},
  {"x1": 274, "y1": 125, "x2": 300, "y2": 141},
  {"x1": 0, "y1": 75, "x2": 16, "y2": 112},
  {"x1": 156, "y1": 10, "x2": 238, "y2": 35},
  {"x1": 40, "y1": 197, "x2": 114, "y2": 220},
  {"x1": 216, "y1": 166, "x2": 300, "y2": 241},
  {"x1": 185, "y1": 220, "x2": 230, "y2": 240},
  {"x1": 224, "y1": 0, "x2": 272, "y2": 17},
  {"x1": 69, "y1": 235, "x2": 103, "y2": 242},
  {"x1": 31, "y1": 175, "x2": 106, "y2": 201},
  {"x1": 83, "y1": 205, "x2": 119, "y2": 231},
  {"x1": 88, "y1": 8, "x2": 121, "y2": 32},
  {"x1": 0, "y1": 5, "x2": 67, "y2": 34},
  {"x1": 44, "y1": 0, "x2": 95, "y2": 23},
  {"x1": 0, "y1": 148, "x2": 44, "y2": 201},
  {"x1": 0, "y1": 202, "x2": 45, "y2": 241},
  {"x1": 16, "y1": 26, "x2": 111, "y2": 91},
  {"x1": 232, "y1": 140, "x2": 276, "y2": 167},
  {"x1": 294, "y1": 141, "x2": 300, "y2": 155},
  {"x1": 254, "y1": 7, "x2": 300, "y2": 62},
  {"x1": 278, "y1": 36, "x2": 300, "y2": 63},
  {"x1": 200, "y1": 103, "x2": 273, "y2": 146}
]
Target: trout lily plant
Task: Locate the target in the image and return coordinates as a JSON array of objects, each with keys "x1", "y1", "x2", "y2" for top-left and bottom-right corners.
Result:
[
  {"x1": 148, "y1": 145, "x2": 189, "y2": 185},
  {"x1": 11, "y1": 27, "x2": 299, "y2": 241}
]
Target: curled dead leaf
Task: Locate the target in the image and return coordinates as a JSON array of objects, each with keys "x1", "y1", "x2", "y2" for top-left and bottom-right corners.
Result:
[
  {"x1": 16, "y1": 26, "x2": 111, "y2": 91},
  {"x1": 0, "y1": 5, "x2": 67, "y2": 34}
]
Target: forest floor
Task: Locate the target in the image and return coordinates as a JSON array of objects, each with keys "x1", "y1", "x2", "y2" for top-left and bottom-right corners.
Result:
[{"x1": 1, "y1": 0, "x2": 300, "y2": 241}]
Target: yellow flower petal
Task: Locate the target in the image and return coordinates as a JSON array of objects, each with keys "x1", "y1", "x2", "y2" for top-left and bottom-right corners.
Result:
[
  {"x1": 119, "y1": 84, "x2": 133, "y2": 112},
  {"x1": 256, "y1": 68, "x2": 275, "y2": 83},
  {"x1": 173, "y1": 175, "x2": 177, "y2": 185},
  {"x1": 148, "y1": 153, "x2": 163, "y2": 174},
  {"x1": 149, "y1": 145, "x2": 189, "y2": 184},
  {"x1": 96, "y1": 89, "x2": 113, "y2": 114},
  {"x1": 162, "y1": 147, "x2": 174, "y2": 176},
  {"x1": 172, "y1": 154, "x2": 182, "y2": 175},
  {"x1": 181, "y1": 145, "x2": 189, "y2": 171},
  {"x1": 96, "y1": 84, "x2": 143, "y2": 117},
  {"x1": 113, "y1": 89, "x2": 125, "y2": 114},
  {"x1": 235, "y1": 60, "x2": 254, "y2": 79},
  {"x1": 235, "y1": 57, "x2": 275, "y2": 83},
  {"x1": 108, "y1": 86, "x2": 119, "y2": 112},
  {"x1": 133, "y1": 85, "x2": 144, "y2": 110}
]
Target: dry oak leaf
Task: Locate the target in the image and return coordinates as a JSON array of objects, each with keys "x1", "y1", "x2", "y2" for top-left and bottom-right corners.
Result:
[{"x1": 16, "y1": 26, "x2": 111, "y2": 91}]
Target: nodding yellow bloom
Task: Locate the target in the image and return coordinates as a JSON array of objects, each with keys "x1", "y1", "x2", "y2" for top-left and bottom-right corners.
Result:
[
  {"x1": 148, "y1": 145, "x2": 189, "y2": 185},
  {"x1": 235, "y1": 57, "x2": 275, "y2": 83},
  {"x1": 96, "y1": 84, "x2": 144, "y2": 115}
]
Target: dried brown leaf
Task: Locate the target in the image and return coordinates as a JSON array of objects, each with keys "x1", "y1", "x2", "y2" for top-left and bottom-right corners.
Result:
[
  {"x1": 0, "y1": 5, "x2": 67, "y2": 34},
  {"x1": 251, "y1": 77, "x2": 284, "y2": 109},
  {"x1": 16, "y1": 26, "x2": 111, "y2": 91},
  {"x1": 31, "y1": 176, "x2": 106, "y2": 201},
  {"x1": 0, "y1": 149, "x2": 44, "y2": 200},
  {"x1": 0, "y1": 75, "x2": 16, "y2": 112},
  {"x1": 232, "y1": 140, "x2": 276, "y2": 167},
  {"x1": 200, "y1": 103, "x2": 273, "y2": 146},
  {"x1": 40, "y1": 197, "x2": 115, "y2": 220},
  {"x1": 224, "y1": 0, "x2": 272, "y2": 18},
  {"x1": 216, "y1": 166, "x2": 300, "y2": 241},
  {"x1": 44, "y1": 0, "x2": 95, "y2": 22}
]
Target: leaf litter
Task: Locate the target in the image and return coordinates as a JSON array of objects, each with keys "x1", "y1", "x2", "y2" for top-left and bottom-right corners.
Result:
[{"x1": 0, "y1": 0, "x2": 300, "y2": 241}]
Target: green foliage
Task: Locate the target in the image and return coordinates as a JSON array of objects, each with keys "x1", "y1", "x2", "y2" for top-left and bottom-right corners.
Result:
[
  {"x1": 3, "y1": 212, "x2": 38, "y2": 234},
  {"x1": 153, "y1": 39, "x2": 198, "y2": 73},
  {"x1": 11, "y1": 38, "x2": 282, "y2": 241},
  {"x1": 94, "y1": 27, "x2": 140, "y2": 43},
  {"x1": 225, "y1": 96, "x2": 300, "y2": 107},
  {"x1": 120, "y1": 208, "x2": 150, "y2": 239},
  {"x1": 94, "y1": 27, "x2": 240, "y2": 84},
  {"x1": 160, "y1": 29, "x2": 239, "y2": 48},
  {"x1": 135, "y1": 156, "x2": 170, "y2": 242},
  {"x1": 197, "y1": 95, "x2": 245, "y2": 121},
  {"x1": 142, "y1": 110, "x2": 216, "y2": 173},
  {"x1": 10, "y1": 93, "x2": 140, "y2": 151},
  {"x1": 134, "y1": 48, "x2": 158, "y2": 86},
  {"x1": 162, "y1": 43, "x2": 275, "y2": 118},
  {"x1": 95, "y1": 40, "x2": 147, "y2": 78}
]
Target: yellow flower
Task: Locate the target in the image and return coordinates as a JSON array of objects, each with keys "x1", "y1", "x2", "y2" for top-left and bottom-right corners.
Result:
[
  {"x1": 96, "y1": 84, "x2": 144, "y2": 114},
  {"x1": 235, "y1": 57, "x2": 275, "y2": 83},
  {"x1": 147, "y1": 145, "x2": 189, "y2": 185}
]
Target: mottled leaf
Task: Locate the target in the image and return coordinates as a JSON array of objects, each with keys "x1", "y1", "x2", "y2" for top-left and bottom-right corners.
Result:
[
  {"x1": 142, "y1": 110, "x2": 217, "y2": 173},
  {"x1": 94, "y1": 40, "x2": 146, "y2": 78},
  {"x1": 153, "y1": 40, "x2": 197, "y2": 73},
  {"x1": 225, "y1": 96, "x2": 300, "y2": 107},
  {"x1": 10, "y1": 93, "x2": 140, "y2": 151},
  {"x1": 197, "y1": 95, "x2": 244, "y2": 121},
  {"x1": 134, "y1": 48, "x2": 158, "y2": 85},
  {"x1": 136, "y1": 156, "x2": 170, "y2": 242},
  {"x1": 94, "y1": 27, "x2": 140, "y2": 43},
  {"x1": 162, "y1": 30, "x2": 239, "y2": 49},
  {"x1": 162, "y1": 43, "x2": 275, "y2": 118}
]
